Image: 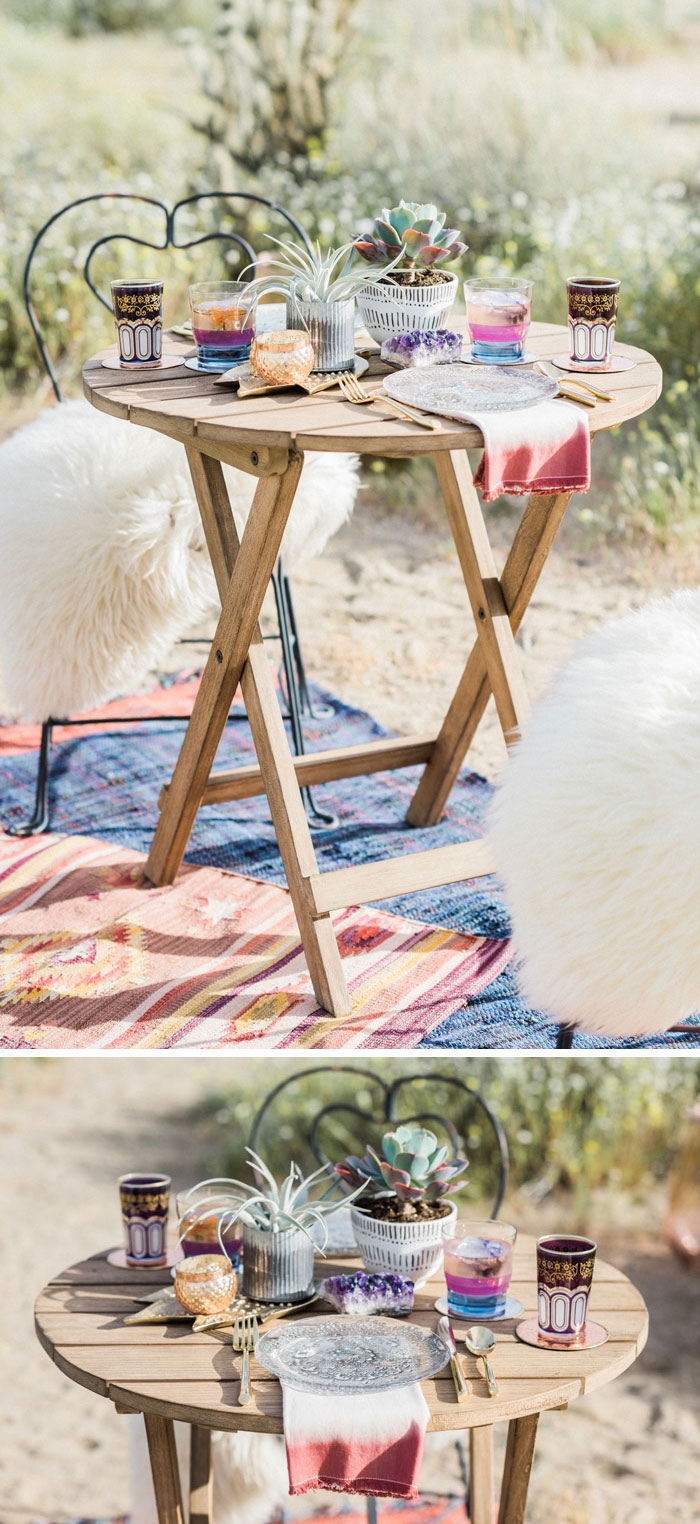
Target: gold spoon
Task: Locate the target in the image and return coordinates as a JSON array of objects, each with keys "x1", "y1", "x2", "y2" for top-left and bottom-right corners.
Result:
[
  {"x1": 464, "y1": 1325, "x2": 499, "y2": 1397},
  {"x1": 536, "y1": 360, "x2": 615, "y2": 402}
]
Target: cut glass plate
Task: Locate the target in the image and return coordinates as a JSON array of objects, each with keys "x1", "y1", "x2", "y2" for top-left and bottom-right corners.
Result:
[
  {"x1": 255, "y1": 1314, "x2": 449, "y2": 1394},
  {"x1": 384, "y1": 363, "x2": 558, "y2": 416}
]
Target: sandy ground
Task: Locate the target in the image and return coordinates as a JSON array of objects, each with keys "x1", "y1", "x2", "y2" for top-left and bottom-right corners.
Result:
[{"x1": 1, "y1": 1060, "x2": 698, "y2": 1524}]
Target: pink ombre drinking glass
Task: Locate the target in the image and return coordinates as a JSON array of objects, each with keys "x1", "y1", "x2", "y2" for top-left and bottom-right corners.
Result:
[
  {"x1": 463, "y1": 277, "x2": 533, "y2": 362},
  {"x1": 442, "y1": 1218, "x2": 517, "y2": 1318}
]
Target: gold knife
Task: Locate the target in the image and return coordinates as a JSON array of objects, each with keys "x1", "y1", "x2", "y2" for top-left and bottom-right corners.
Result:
[{"x1": 437, "y1": 1315, "x2": 470, "y2": 1403}]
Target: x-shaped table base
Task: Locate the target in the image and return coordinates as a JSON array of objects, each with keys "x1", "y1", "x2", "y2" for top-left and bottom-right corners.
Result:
[{"x1": 146, "y1": 442, "x2": 571, "y2": 1017}]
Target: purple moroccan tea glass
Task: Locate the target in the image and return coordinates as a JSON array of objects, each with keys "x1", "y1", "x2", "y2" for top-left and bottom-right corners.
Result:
[
  {"x1": 442, "y1": 1219, "x2": 517, "y2": 1317},
  {"x1": 111, "y1": 279, "x2": 163, "y2": 368},
  {"x1": 188, "y1": 281, "x2": 256, "y2": 371},
  {"x1": 176, "y1": 1187, "x2": 243, "y2": 1271},
  {"x1": 537, "y1": 1234, "x2": 597, "y2": 1344},
  {"x1": 119, "y1": 1173, "x2": 171, "y2": 1267},
  {"x1": 463, "y1": 277, "x2": 533, "y2": 362},
  {"x1": 567, "y1": 277, "x2": 619, "y2": 370}
]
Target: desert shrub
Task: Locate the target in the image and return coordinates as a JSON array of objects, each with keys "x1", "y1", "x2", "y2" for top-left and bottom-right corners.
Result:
[{"x1": 203, "y1": 1056, "x2": 700, "y2": 1202}]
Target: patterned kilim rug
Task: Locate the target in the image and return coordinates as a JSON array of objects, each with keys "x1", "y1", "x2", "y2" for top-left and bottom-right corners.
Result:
[
  {"x1": 0, "y1": 832, "x2": 510, "y2": 1050},
  {"x1": 1, "y1": 675, "x2": 698, "y2": 1050},
  {"x1": 2, "y1": 1504, "x2": 470, "y2": 1524}
]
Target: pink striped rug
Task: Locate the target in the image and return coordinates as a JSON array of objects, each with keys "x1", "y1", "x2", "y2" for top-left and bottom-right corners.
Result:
[{"x1": 0, "y1": 833, "x2": 510, "y2": 1051}]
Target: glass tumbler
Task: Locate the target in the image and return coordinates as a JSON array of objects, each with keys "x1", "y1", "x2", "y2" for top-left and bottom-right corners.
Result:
[
  {"x1": 463, "y1": 276, "x2": 533, "y2": 362},
  {"x1": 188, "y1": 281, "x2": 256, "y2": 371},
  {"x1": 442, "y1": 1218, "x2": 517, "y2": 1317}
]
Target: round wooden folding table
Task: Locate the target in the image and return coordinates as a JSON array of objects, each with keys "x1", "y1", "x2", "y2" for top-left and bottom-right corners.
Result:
[
  {"x1": 35, "y1": 1236, "x2": 648, "y2": 1524},
  {"x1": 83, "y1": 322, "x2": 662, "y2": 1018}
]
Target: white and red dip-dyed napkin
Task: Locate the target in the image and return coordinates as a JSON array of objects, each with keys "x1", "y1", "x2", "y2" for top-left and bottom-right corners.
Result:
[
  {"x1": 282, "y1": 1383, "x2": 430, "y2": 1499},
  {"x1": 472, "y1": 398, "x2": 591, "y2": 503}
]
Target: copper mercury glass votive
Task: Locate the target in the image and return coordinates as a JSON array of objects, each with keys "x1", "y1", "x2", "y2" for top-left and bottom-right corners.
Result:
[
  {"x1": 251, "y1": 329, "x2": 315, "y2": 387},
  {"x1": 174, "y1": 1253, "x2": 238, "y2": 1315}
]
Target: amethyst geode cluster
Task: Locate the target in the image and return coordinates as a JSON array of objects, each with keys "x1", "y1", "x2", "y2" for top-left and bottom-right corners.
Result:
[
  {"x1": 319, "y1": 1271, "x2": 414, "y2": 1315},
  {"x1": 381, "y1": 329, "x2": 462, "y2": 367}
]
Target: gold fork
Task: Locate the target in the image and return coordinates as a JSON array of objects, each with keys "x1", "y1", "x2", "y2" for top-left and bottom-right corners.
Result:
[
  {"x1": 338, "y1": 371, "x2": 440, "y2": 431},
  {"x1": 231, "y1": 1310, "x2": 257, "y2": 1406}
]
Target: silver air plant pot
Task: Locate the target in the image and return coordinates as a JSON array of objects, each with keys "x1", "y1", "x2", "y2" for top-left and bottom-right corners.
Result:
[
  {"x1": 241, "y1": 1222, "x2": 316, "y2": 1303},
  {"x1": 286, "y1": 296, "x2": 355, "y2": 373}
]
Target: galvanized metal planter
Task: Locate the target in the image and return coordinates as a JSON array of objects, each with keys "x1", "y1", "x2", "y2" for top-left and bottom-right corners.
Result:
[
  {"x1": 286, "y1": 296, "x2": 355, "y2": 372},
  {"x1": 241, "y1": 1222, "x2": 316, "y2": 1303}
]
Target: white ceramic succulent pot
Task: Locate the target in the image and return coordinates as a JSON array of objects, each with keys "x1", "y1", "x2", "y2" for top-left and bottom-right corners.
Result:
[
  {"x1": 356, "y1": 272, "x2": 458, "y2": 344},
  {"x1": 350, "y1": 1200, "x2": 457, "y2": 1287}
]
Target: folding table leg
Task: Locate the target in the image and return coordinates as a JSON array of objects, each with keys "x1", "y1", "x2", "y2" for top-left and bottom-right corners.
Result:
[
  {"x1": 469, "y1": 1424, "x2": 495, "y2": 1524},
  {"x1": 189, "y1": 1425, "x2": 213, "y2": 1524},
  {"x1": 177, "y1": 446, "x2": 351, "y2": 1018},
  {"x1": 407, "y1": 487, "x2": 572, "y2": 829},
  {"x1": 434, "y1": 449, "x2": 530, "y2": 744},
  {"x1": 497, "y1": 1413, "x2": 539, "y2": 1524},
  {"x1": 145, "y1": 452, "x2": 303, "y2": 888},
  {"x1": 143, "y1": 1413, "x2": 185, "y2": 1524}
]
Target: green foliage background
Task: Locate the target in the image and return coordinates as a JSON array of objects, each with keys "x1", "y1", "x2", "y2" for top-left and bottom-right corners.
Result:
[
  {"x1": 2, "y1": 0, "x2": 700, "y2": 538},
  {"x1": 199, "y1": 1056, "x2": 700, "y2": 1206}
]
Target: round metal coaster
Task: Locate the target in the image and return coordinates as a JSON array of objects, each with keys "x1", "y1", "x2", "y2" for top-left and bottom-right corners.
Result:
[
  {"x1": 461, "y1": 349, "x2": 540, "y2": 367},
  {"x1": 434, "y1": 1295, "x2": 524, "y2": 1322},
  {"x1": 551, "y1": 353, "x2": 636, "y2": 374},
  {"x1": 107, "y1": 1245, "x2": 183, "y2": 1269},
  {"x1": 515, "y1": 1318, "x2": 609, "y2": 1350},
  {"x1": 101, "y1": 353, "x2": 185, "y2": 371}
]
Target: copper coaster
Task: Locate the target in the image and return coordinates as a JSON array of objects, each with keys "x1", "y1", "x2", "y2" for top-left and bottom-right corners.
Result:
[
  {"x1": 101, "y1": 353, "x2": 185, "y2": 371},
  {"x1": 551, "y1": 353, "x2": 636, "y2": 375},
  {"x1": 107, "y1": 1246, "x2": 183, "y2": 1269},
  {"x1": 515, "y1": 1318, "x2": 609, "y2": 1350}
]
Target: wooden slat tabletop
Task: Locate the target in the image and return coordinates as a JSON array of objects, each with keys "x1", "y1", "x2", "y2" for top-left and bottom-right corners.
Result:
[
  {"x1": 82, "y1": 320, "x2": 662, "y2": 458},
  {"x1": 35, "y1": 1238, "x2": 648, "y2": 1434}
]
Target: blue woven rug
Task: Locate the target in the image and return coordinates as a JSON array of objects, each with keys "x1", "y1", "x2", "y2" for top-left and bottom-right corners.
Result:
[{"x1": 1, "y1": 681, "x2": 697, "y2": 1050}]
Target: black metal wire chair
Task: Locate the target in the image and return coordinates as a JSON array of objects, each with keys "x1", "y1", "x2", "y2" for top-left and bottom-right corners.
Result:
[
  {"x1": 8, "y1": 189, "x2": 336, "y2": 836},
  {"x1": 249, "y1": 1064, "x2": 510, "y2": 1523}
]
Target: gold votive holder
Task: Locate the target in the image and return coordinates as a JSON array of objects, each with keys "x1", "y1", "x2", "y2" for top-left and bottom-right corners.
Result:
[
  {"x1": 251, "y1": 329, "x2": 315, "y2": 387},
  {"x1": 174, "y1": 1253, "x2": 238, "y2": 1315}
]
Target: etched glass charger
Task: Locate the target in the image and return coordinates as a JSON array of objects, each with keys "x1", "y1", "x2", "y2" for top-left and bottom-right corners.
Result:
[
  {"x1": 255, "y1": 1314, "x2": 449, "y2": 1394},
  {"x1": 384, "y1": 364, "x2": 558, "y2": 417}
]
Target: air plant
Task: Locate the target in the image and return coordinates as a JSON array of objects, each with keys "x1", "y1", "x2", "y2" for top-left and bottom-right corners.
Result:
[
  {"x1": 242, "y1": 235, "x2": 404, "y2": 313},
  {"x1": 184, "y1": 1150, "x2": 365, "y2": 1255},
  {"x1": 353, "y1": 201, "x2": 468, "y2": 274},
  {"x1": 336, "y1": 1125, "x2": 469, "y2": 1216}
]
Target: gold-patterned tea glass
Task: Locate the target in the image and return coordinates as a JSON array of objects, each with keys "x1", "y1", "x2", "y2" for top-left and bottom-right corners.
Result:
[
  {"x1": 174, "y1": 1253, "x2": 238, "y2": 1315},
  {"x1": 119, "y1": 1173, "x2": 171, "y2": 1267},
  {"x1": 251, "y1": 329, "x2": 315, "y2": 386}
]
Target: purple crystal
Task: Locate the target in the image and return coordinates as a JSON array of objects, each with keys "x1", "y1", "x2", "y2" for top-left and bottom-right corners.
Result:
[
  {"x1": 381, "y1": 330, "x2": 462, "y2": 368},
  {"x1": 319, "y1": 1271, "x2": 414, "y2": 1315}
]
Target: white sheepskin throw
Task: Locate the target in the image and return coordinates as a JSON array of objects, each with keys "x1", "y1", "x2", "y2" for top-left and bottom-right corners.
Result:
[
  {"x1": 489, "y1": 588, "x2": 700, "y2": 1038},
  {"x1": 0, "y1": 400, "x2": 358, "y2": 721},
  {"x1": 128, "y1": 1417, "x2": 289, "y2": 1524}
]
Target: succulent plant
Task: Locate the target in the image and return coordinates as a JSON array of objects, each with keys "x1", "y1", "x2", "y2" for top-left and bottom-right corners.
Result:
[
  {"x1": 243, "y1": 236, "x2": 403, "y2": 311},
  {"x1": 353, "y1": 201, "x2": 468, "y2": 271},
  {"x1": 336, "y1": 1125, "x2": 468, "y2": 1206},
  {"x1": 187, "y1": 1150, "x2": 365, "y2": 1253}
]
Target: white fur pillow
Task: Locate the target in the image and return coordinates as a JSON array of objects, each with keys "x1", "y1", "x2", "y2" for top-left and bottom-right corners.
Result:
[
  {"x1": 0, "y1": 401, "x2": 358, "y2": 721},
  {"x1": 489, "y1": 588, "x2": 700, "y2": 1038}
]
